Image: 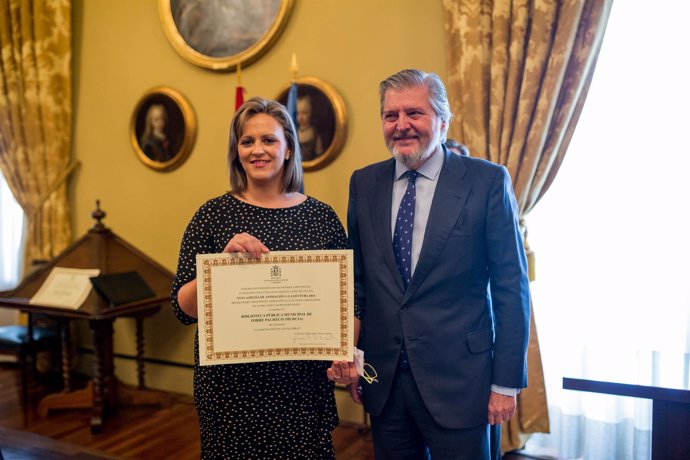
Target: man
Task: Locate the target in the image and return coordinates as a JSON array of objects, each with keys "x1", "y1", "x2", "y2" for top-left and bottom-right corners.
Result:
[
  {"x1": 444, "y1": 138, "x2": 470, "y2": 156},
  {"x1": 329, "y1": 69, "x2": 530, "y2": 459}
]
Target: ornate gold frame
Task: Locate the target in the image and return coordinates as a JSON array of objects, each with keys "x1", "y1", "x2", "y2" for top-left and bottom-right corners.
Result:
[
  {"x1": 130, "y1": 86, "x2": 196, "y2": 172},
  {"x1": 277, "y1": 77, "x2": 348, "y2": 172},
  {"x1": 158, "y1": 0, "x2": 294, "y2": 71}
]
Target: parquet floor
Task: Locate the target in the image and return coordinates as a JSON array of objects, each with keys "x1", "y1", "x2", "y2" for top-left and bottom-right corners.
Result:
[
  {"x1": 0, "y1": 364, "x2": 375, "y2": 459},
  {"x1": 0, "y1": 364, "x2": 550, "y2": 459}
]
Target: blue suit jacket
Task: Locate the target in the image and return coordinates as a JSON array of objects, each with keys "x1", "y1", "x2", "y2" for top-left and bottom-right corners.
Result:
[{"x1": 347, "y1": 149, "x2": 530, "y2": 429}]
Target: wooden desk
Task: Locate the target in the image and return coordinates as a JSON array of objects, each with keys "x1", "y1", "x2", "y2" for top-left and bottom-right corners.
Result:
[
  {"x1": 563, "y1": 377, "x2": 690, "y2": 459},
  {"x1": 0, "y1": 203, "x2": 174, "y2": 433},
  {"x1": 0, "y1": 296, "x2": 171, "y2": 433}
]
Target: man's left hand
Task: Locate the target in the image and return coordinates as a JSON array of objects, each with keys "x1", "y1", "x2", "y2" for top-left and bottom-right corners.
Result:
[
  {"x1": 327, "y1": 360, "x2": 359, "y2": 385},
  {"x1": 487, "y1": 391, "x2": 517, "y2": 425}
]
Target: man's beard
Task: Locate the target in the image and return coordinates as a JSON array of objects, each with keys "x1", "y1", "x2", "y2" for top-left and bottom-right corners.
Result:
[{"x1": 387, "y1": 131, "x2": 436, "y2": 169}]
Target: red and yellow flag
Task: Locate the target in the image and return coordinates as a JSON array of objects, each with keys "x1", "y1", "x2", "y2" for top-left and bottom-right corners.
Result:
[{"x1": 235, "y1": 63, "x2": 245, "y2": 111}]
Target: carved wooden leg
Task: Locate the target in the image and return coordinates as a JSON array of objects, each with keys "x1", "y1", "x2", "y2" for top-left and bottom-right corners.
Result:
[
  {"x1": 89, "y1": 318, "x2": 115, "y2": 434},
  {"x1": 18, "y1": 347, "x2": 29, "y2": 425},
  {"x1": 60, "y1": 319, "x2": 71, "y2": 392},
  {"x1": 136, "y1": 316, "x2": 145, "y2": 390},
  {"x1": 118, "y1": 313, "x2": 172, "y2": 409},
  {"x1": 37, "y1": 311, "x2": 172, "y2": 428}
]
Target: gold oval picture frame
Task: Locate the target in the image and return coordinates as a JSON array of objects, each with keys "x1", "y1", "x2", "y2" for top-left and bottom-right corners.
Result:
[
  {"x1": 277, "y1": 77, "x2": 348, "y2": 172},
  {"x1": 159, "y1": 0, "x2": 294, "y2": 71},
  {"x1": 130, "y1": 87, "x2": 197, "y2": 172}
]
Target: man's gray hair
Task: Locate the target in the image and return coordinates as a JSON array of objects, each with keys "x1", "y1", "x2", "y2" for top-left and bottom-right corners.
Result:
[{"x1": 379, "y1": 69, "x2": 454, "y2": 140}]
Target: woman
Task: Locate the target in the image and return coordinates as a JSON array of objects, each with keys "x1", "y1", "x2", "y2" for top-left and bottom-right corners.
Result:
[{"x1": 171, "y1": 97, "x2": 348, "y2": 458}]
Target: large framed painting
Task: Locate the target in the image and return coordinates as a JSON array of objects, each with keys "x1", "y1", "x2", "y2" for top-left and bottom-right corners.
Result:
[
  {"x1": 159, "y1": 0, "x2": 294, "y2": 71},
  {"x1": 276, "y1": 77, "x2": 348, "y2": 172},
  {"x1": 130, "y1": 86, "x2": 197, "y2": 172}
]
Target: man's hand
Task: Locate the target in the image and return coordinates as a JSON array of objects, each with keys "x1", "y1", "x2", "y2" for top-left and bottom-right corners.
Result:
[
  {"x1": 327, "y1": 361, "x2": 362, "y2": 404},
  {"x1": 347, "y1": 382, "x2": 363, "y2": 405},
  {"x1": 487, "y1": 391, "x2": 517, "y2": 425},
  {"x1": 326, "y1": 360, "x2": 359, "y2": 385}
]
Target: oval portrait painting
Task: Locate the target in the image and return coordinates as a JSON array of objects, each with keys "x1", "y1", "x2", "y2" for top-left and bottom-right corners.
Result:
[
  {"x1": 130, "y1": 87, "x2": 196, "y2": 172},
  {"x1": 277, "y1": 77, "x2": 347, "y2": 171}
]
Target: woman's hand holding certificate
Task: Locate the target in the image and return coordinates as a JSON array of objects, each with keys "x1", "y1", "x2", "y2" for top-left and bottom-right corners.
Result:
[{"x1": 224, "y1": 232, "x2": 269, "y2": 258}]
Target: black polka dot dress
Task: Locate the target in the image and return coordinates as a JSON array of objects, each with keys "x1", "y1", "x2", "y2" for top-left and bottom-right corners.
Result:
[{"x1": 171, "y1": 194, "x2": 349, "y2": 459}]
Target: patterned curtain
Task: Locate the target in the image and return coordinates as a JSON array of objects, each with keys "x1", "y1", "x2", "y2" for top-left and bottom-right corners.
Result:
[
  {"x1": 443, "y1": 0, "x2": 613, "y2": 452},
  {"x1": 0, "y1": 0, "x2": 75, "y2": 267}
]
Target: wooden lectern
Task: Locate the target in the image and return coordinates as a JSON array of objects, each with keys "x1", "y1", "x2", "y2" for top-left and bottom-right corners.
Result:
[{"x1": 0, "y1": 201, "x2": 174, "y2": 433}]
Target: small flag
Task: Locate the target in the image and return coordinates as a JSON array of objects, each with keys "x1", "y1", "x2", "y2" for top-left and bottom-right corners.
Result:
[
  {"x1": 235, "y1": 87, "x2": 244, "y2": 111},
  {"x1": 287, "y1": 53, "x2": 303, "y2": 192},
  {"x1": 286, "y1": 81, "x2": 304, "y2": 193},
  {"x1": 287, "y1": 53, "x2": 299, "y2": 129},
  {"x1": 286, "y1": 81, "x2": 298, "y2": 129},
  {"x1": 235, "y1": 63, "x2": 245, "y2": 111}
]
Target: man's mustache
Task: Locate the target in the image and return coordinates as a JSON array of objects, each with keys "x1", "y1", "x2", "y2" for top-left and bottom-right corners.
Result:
[{"x1": 392, "y1": 129, "x2": 419, "y2": 140}]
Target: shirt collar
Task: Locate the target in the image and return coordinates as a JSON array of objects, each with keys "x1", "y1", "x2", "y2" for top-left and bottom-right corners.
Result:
[{"x1": 394, "y1": 147, "x2": 444, "y2": 182}]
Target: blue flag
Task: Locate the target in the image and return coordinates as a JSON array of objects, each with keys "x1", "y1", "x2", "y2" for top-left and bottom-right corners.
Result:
[
  {"x1": 286, "y1": 82, "x2": 304, "y2": 193},
  {"x1": 286, "y1": 82, "x2": 298, "y2": 128}
]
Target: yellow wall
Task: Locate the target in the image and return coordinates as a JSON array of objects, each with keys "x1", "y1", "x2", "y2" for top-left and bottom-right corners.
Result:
[{"x1": 71, "y1": 0, "x2": 447, "y2": 416}]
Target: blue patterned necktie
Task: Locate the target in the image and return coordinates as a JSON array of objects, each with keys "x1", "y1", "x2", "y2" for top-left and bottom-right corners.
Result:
[{"x1": 392, "y1": 170, "x2": 418, "y2": 289}]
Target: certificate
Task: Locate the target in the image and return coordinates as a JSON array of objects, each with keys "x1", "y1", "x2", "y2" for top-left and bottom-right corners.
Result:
[{"x1": 196, "y1": 250, "x2": 353, "y2": 365}]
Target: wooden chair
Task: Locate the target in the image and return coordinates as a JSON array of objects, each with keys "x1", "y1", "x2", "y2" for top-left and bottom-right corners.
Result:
[{"x1": 0, "y1": 313, "x2": 61, "y2": 409}]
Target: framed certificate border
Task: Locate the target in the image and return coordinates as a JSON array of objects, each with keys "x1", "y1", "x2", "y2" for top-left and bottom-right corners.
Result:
[{"x1": 197, "y1": 250, "x2": 353, "y2": 365}]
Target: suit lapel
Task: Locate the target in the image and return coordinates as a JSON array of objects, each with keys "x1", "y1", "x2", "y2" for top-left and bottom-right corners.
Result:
[
  {"x1": 404, "y1": 153, "x2": 470, "y2": 302},
  {"x1": 368, "y1": 160, "x2": 405, "y2": 292}
]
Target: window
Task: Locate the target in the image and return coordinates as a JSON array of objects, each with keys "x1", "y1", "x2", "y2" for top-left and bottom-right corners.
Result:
[
  {"x1": 0, "y1": 171, "x2": 25, "y2": 292},
  {"x1": 525, "y1": 1, "x2": 690, "y2": 457}
]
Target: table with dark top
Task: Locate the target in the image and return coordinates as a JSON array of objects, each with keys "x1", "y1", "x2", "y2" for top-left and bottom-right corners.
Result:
[{"x1": 564, "y1": 366, "x2": 690, "y2": 460}]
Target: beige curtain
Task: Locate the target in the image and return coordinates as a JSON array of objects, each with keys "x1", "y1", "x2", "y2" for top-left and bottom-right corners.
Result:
[
  {"x1": 443, "y1": 0, "x2": 613, "y2": 451},
  {"x1": 0, "y1": 0, "x2": 75, "y2": 267}
]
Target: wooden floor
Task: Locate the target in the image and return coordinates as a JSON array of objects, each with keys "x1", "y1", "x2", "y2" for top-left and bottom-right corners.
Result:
[
  {"x1": 0, "y1": 364, "x2": 548, "y2": 459},
  {"x1": 0, "y1": 364, "x2": 374, "y2": 459}
]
